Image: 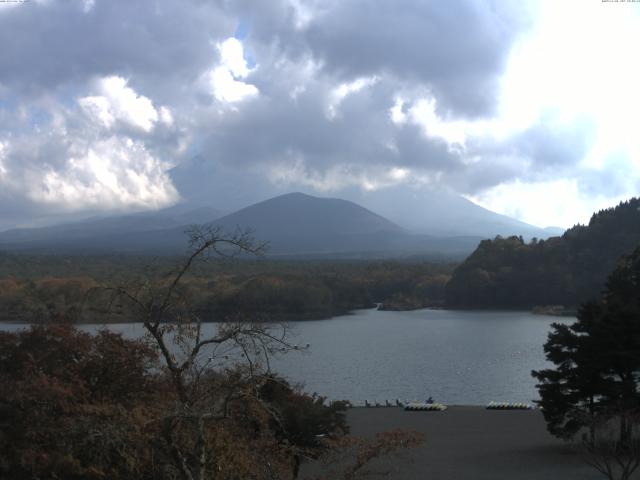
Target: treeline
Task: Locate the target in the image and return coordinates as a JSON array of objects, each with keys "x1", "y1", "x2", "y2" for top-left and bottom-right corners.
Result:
[
  {"x1": 0, "y1": 256, "x2": 454, "y2": 323},
  {"x1": 446, "y1": 198, "x2": 640, "y2": 308}
]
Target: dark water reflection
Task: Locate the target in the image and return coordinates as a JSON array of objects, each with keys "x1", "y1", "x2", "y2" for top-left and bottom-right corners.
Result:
[{"x1": 0, "y1": 308, "x2": 572, "y2": 405}]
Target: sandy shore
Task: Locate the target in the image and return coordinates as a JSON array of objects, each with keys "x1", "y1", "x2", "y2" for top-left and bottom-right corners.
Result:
[{"x1": 303, "y1": 406, "x2": 611, "y2": 479}]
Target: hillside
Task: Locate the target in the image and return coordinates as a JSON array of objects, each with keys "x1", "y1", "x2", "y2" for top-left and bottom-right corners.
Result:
[
  {"x1": 0, "y1": 205, "x2": 223, "y2": 246},
  {"x1": 0, "y1": 193, "x2": 483, "y2": 258},
  {"x1": 348, "y1": 186, "x2": 564, "y2": 239},
  {"x1": 213, "y1": 192, "x2": 403, "y2": 239},
  {"x1": 171, "y1": 156, "x2": 563, "y2": 240},
  {"x1": 445, "y1": 198, "x2": 640, "y2": 308}
]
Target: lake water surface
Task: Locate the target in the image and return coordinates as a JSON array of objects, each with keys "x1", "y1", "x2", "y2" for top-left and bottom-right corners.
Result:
[{"x1": 0, "y1": 308, "x2": 572, "y2": 406}]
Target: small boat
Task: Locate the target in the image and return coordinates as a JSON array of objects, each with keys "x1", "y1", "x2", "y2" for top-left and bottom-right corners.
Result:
[
  {"x1": 486, "y1": 401, "x2": 534, "y2": 410},
  {"x1": 404, "y1": 402, "x2": 447, "y2": 411}
]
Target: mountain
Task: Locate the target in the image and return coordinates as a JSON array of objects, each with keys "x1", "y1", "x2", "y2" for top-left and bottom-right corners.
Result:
[
  {"x1": 445, "y1": 198, "x2": 640, "y2": 308},
  {"x1": 212, "y1": 191, "x2": 402, "y2": 240},
  {"x1": 0, "y1": 205, "x2": 224, "y2": 247},
  {"x1": 345, "y1": 186, "x2": 563, "y2": 239},
  {"x1": 0, "y1": 192, "x2": 482, "y2": 258},
  {"x1": 170, "y1": 157, "x2": 563, "y2": 240},
  {"x1": 208, "y1": 192, "x2": 481, "y2": 256}
]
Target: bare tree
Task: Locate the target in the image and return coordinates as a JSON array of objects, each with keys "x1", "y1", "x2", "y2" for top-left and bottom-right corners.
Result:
[
  {"x1": 102, "y1": 225, "x2": 425, "y2": 480},
  {"x1": 304, "y1": 429, "x2": 424, "y2": 480},
  {"x1": 580, "y1": 411, "x2": 640, "y2": 480},
  {"x1": 106, "y1": 225, "x2": 298, "y2": 480}
]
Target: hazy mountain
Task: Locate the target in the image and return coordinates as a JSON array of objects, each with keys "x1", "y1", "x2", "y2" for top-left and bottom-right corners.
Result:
[
  {"x1": 0, "y1": 205, "x2": 224, "y2": 246},
  {"x1": 0, "y1": 190, "x2": 564, "y2": 258},
  {"x1": 206, "y1": 192, "x2": 481, "y2": 257},
  {"x1": 0, "y1": 192, "x2": 482, "y2": 257},
  {"x1": 213, "y1": 192, "x2": 402, "y2": 239},
  {"x1": 171, "y1": 157, "x2": 564, "y2": 240},
  {"x1": 346, "y1": 186, "x2": 564, "y2": 239}
]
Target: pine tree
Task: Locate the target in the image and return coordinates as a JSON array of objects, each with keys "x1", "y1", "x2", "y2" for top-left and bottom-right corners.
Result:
[{"x1": 532, "y1": 246, "x2": 640, "y2": 445}]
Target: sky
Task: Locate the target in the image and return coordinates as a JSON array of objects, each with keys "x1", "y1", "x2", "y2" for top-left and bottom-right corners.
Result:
[{"x1": 0, "y1": 0, "x2": 638, "y2": 230}]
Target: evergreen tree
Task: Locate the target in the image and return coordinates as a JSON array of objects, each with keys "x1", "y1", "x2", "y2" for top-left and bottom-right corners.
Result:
[{"x1": 532, "y1": 246, "x2": 640, "y2": 445}]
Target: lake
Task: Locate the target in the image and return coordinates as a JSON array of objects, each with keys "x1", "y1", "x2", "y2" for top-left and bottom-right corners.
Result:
[{"x1": 0, "y1": 308, "x2": 571, "y2": 406}]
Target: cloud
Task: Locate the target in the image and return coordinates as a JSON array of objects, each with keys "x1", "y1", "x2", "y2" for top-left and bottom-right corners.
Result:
[
  {"x1": 0, "y1": 0, "x2": 639, "y2": 230},
  {"x1": 208, "y1": 38, "x2": 259, "y2": 104},
  {"x1": 326, "y1": 76, "x2": 378, "y2": 119},
  {"x1": 32, "y1": 136, "x2": 178, "y2": 210},
  {"x1": 470, "y1": 178, "x2": 634, "y2": 229},
  {"x1": 79, "y1": 76, "x2": 161, "y2": 132},
  {"x1": 300, "y1": 0, "x2": 531, "y2": 117},
  {"x1": 0, "y1": 142, "x2": 6, "y2": 177},
  {"x1": 0, "y1": 0, "x2": 233, "y2": 98},
  {"x1": 0, "y1": 123, "x2": 179, "y2": 213},
  {"x1": 0, "y1": 74, "x2": 180, "y2": 219}
]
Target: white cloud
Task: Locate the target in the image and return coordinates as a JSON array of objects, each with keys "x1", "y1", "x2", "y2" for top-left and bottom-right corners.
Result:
[
  {"x1": 218, "y1": 37, "x2": 251, "y2": 78},
  {"x1": 159, "y1": 106, "x2": 174, "y2": 126},
  {"x1": 407, "y1": 97, "x2": 472, "y2": 147},
  {"x1": 0, "y1": 142, "x2": 6, "y2": 173},
  {"x1": 287, "y1": 0, "x2": 318, "y2": 29},
  {"x1": 79, "y1": 76, "x2": 160, "y2": 132},
  {"x1": 82, "y1": 0, "x2": 95, "y2": 13},
  {"x1": 209, "y1": 38, "x2": 259, "y2": 104},
  {"x1": 470, "y1": 179, "x2": 631, "y2": 229},
  {"x1": 496, "y1": 2, "x2": 640, "y2": 160},
  {"x1": 268, "y1": 155, "x2": 415, "y2": 192},
  {"x1": 79, "y1": 95, "x2": 116, "y2": 129},
  {"x1": 326, "y1": 76, "x2": 378, "y2": 119},
  {"x1": 210, "y1": 67, "x2": 259, "y2": 103},
  {"x1": 458, "y1": 0, "x2": 640, "y2": 226},
  {"x1": 31, "y1": 136, "x2": 179, "y2": 211},
  {"x1": 389, "y1": 98, "x2": 407, "y2": 125},
  {"x1": 389, "y1": 92, "x2": 505, "y2": 155}
]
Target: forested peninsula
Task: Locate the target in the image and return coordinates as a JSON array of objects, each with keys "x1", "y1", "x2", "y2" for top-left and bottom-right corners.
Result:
[{"x1": 446, "y1": 198, "x2": 640, "y2": 309}]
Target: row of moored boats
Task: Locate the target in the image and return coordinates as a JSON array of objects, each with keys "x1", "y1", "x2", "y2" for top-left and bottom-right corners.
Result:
[{"x1": 361, "y1": 400, "x2": 536, "y2": 411}]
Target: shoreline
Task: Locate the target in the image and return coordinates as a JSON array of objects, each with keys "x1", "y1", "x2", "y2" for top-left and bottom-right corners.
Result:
[{"x1": 0, "y1": 304, "x2": 574, "y2": 326}]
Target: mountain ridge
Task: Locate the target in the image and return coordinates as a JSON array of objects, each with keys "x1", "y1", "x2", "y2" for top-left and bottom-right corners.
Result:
[{"x1": 0, "y1": 191, "x2": 562, "y2": 258}]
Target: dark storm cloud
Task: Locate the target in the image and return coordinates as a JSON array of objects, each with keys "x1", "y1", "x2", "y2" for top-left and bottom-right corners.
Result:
[
  {"x1": 437, "y1": 119, "x2": 597, "y2": 195},
  {"x1": 0, "y1": 0, "x2": 232, "y2": 98},
  {"x1": 183, "y1": 0, "x2": 563, "y2": 197},
  {"x1": 301, "y1": 0, "x2": 529, "y2": 117},
  {"x1": 0, "y1": 0, "x2": 607, "y2": 229},
  {"x1": 195, "y1": 73, "x2": 458, "y2": 189},
  {"x1": 508, "y1": 120, "x2": 597, "y2": 175},
  {"x1": 216, "y1": 0, "x2": 530, "y2": 118}
]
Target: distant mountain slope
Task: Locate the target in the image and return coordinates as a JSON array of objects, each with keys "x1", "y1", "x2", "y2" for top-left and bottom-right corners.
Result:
[
  {"x1": 0, "y1": 205, "x2": 223, "y2": 246},
  {"x1": 171, "y1": 155, "x2": 563, "y2": 240},
  {"x1": 445, "y1": 198, "x2": 640, "y2": 308},
  {"x1": 213, "y1": 192, "x2": 402, "y2": 238},
  {"x1": 348, "y1": 186, "x2": 564, "y2": 239},
  {"x1": 206, "y1": 192, "x2": 481, "y2": 257},
  {"x1": 0, "y1": 192, "x2": 482, "y2": 258}
]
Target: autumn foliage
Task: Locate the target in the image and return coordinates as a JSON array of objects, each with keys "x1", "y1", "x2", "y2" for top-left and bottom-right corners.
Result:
[
  {"x1": 0, "y1": 324, "x2": 162, "y2": 479},
  {"x1": 0, "y1": 325, "x2": 421, "y2": 480}
]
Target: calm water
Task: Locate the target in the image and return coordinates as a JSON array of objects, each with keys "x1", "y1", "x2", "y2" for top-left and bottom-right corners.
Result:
[{"x1": 0, "y1": 308, "x2": 571, "y2": 405}]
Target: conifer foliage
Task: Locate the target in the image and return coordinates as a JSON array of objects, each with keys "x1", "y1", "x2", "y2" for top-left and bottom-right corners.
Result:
[{"x1": 532, "y1": 246, "x2": 640, "y2": 445}]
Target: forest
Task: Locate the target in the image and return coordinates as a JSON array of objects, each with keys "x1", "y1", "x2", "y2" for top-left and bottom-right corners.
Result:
[
  {"x1": 1, "y1": 198, "x2": 639, "y2": 322},
  {"x1": 0, "y1": 252, "x2": 453, "y2": 323},
  {"x1": 446, "y1": 198, "x2": 640, "y2": 309}
]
